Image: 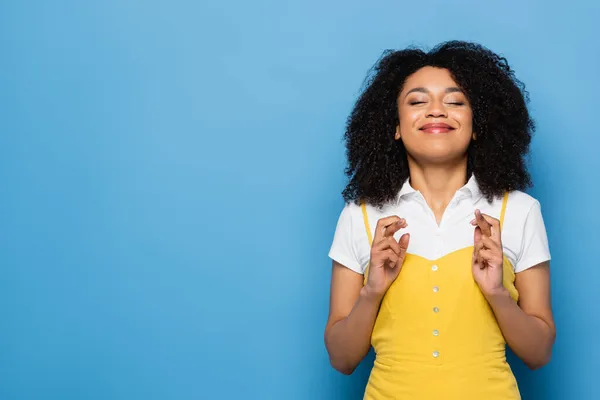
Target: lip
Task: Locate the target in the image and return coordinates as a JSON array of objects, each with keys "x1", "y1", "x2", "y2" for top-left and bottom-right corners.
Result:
[{"x1": 420, "y1": 123, "x2": 454, "y2": 134}]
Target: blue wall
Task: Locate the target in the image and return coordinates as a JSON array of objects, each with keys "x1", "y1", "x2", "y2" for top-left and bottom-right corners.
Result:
[{"x1": 1, "y1": 1, "x2": 599, "y2": 399}]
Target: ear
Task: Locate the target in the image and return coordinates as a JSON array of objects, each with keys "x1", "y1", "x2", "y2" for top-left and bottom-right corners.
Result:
[
  {"x1": 472, "y1": 132, "x2": 477, "y2": 141},
  {"x1": 395, "y1": 125, "x2": 401, "y2": 140}
]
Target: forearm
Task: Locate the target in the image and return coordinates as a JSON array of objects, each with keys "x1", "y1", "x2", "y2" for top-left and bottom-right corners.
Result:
[
  {"x1": 325, "y1": 287, "x2": 382, "y2": 374},
  {"x1": 486, "y1": 289, "x2": 555, "y2": 369}
]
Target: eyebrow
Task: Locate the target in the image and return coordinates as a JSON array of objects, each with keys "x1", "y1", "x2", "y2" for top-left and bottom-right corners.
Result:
[{"x1": 404, "y1": 87, "x2": 464, "y2": 96}]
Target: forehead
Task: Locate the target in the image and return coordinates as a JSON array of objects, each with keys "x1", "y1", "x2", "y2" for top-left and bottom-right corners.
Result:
[{"x1": 402, "y1": 66, "x2": 459, "y2": 92}]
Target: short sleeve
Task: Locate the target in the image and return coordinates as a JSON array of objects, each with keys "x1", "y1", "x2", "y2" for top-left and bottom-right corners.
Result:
[
  {"x1": 515, "y1": 200, "x2": 551, "y2": 273},
  {"x1": 328, "y1": 203, "x2": 365, "y2": 274}
]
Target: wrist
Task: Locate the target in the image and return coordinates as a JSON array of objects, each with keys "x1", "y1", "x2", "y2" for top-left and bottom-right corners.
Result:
[
  {"x1": 484, "y1": 286, "x2": 511, "y2": 307},
  {"x1": 360, "y1": 285, "x2": 384, "y2": 305}
]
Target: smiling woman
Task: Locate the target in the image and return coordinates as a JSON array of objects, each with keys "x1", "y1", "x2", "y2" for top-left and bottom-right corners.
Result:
[
  {"x1": 324, "y1": 41, "x2": 555, "y2": 399},
  {"x1": 395, "y1": 67, "x2": 474, "y2": 166}
]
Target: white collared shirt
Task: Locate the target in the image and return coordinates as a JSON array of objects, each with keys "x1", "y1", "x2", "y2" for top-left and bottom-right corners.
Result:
[{"x1": 328, "y1": 175, "x2": 551, "y2": 274}]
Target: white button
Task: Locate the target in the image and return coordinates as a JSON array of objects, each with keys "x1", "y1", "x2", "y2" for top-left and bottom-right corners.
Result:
[
  {"x1": 432, "y1": 265, "x2": 438, "y2": 271},
  {"x1": 433, "y1": 286, "x2": 439, "y2": 293},
  {"x1": 433, "y1": 329, "x2": 439, "y2": 336},
  {"x1": 433, "y1": 351, "x2": 439, "y2": 358},
  {"x1": 433, "y1": 307, "x2": 439, "y2": 313}
]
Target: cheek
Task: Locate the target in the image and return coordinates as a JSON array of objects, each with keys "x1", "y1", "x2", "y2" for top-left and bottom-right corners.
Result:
[
  {"x1": 451, "y1": 109, "x2": 473, "y2": 130},
  {"x1": 398, "y1": 108, "x2": 422, "y2": 129},
  {"x1": 449, "y1": 111, "x2": 474, "y2": 145}
]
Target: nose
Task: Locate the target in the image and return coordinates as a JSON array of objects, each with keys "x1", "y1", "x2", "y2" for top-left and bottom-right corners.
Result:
[{"x1": 426, "y1": 99, "x2": 447, "y2": 118}]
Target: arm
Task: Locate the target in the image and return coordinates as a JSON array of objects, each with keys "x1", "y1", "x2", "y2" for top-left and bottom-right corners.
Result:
[
  {"x1": 485, "y1": 261, "x2": 556, "y2": 369},
  {"x1": 324, "y1": 262, "x2": 382, "y2": 375},
  {"x1": 471, "y1": 208, "x2": 555, "y2": 370},
  {"x1": 325, "y1": 215, "x2": 410, "y2": 375}
]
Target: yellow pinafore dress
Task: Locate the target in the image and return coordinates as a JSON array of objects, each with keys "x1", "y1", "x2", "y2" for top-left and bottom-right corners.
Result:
[{"x1": 360, "y1": 193, "x2": 520, "y2": 399}]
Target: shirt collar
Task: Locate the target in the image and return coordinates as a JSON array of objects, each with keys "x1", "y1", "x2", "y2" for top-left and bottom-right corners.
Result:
[
  {"x1": 396, "y1": 174, "x2": 483, "y2": 204},
  {"x1": 460, "y1": 174, "x2": 483, "y2": 202},
  {"x1": 397, "y1": 178, "x2": 418, "y2": 200}
]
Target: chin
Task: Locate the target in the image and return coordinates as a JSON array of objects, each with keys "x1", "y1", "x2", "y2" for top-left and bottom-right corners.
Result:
[{"x1": 411, "y1": 147, "x2": 467, "y2": 165}]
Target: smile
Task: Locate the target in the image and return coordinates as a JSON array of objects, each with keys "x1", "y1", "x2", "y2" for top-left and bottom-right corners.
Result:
[{"x1": 420, "y1": 123, "x2": 455, "y2": 134}]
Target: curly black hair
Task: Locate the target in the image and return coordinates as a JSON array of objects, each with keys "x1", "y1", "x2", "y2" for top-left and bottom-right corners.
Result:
[{"x1": 342, "y1": 40, "x2": 534, "y2": 208}]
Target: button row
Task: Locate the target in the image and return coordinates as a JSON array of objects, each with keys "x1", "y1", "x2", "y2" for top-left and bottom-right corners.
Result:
[{"x1": 432, "y1": 270, "x2": 440, "y2": 358}]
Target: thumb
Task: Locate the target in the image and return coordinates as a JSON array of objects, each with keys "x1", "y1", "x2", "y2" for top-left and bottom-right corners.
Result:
[
  {"x1": 395, "y1": 233, "x2": 410, "y2": 268},
  {"x1": 398, "y1": 232, "x2": 410, "y2": 249}
]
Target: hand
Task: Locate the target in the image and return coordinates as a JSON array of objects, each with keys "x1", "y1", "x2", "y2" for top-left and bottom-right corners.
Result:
[
  {"x1": 363, "y1": 216, "x2": 410, "y2": 300},
  {"x1": 471, "y1": 209, "x2": 505, "y2": 298}
]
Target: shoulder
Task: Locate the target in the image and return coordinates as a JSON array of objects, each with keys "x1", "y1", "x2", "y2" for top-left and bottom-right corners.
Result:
[
  {"x1": 504, "y1": 190, "x2": 546, "y2": 229},
  {"x1": 336, "y1": 200, "x2": 366, "y2": 229},
  {"x1": 499, "y1": 190, "x2": 544, "y2": 239},
  {"x1": 338, "y1": 200, "x2": 393, "y2": 230},
  {"x1": 475, "y1": 190, "x2": 539, "y2": 225},
  {"x1": 507, "y1": 190, "x2": 541, "y2": 212},
  {"x1": 328, "y1": 201, "x2": 372, "y2": 274},
  {"x1": 502, "y1": 190, "x2": 550, "y2": 273}
]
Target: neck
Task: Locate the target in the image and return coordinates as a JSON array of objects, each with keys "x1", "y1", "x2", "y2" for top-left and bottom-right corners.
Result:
[{"x1": 407, "y1": 156, "x2": 469, "y2": 218}]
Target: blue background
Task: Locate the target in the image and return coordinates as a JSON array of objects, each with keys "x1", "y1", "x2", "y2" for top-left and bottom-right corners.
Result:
[{"x1": 1, "y1": 0, "x2": 598, "y2": 399}]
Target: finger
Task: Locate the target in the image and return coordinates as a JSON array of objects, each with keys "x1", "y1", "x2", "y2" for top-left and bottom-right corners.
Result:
[
  {"x1": 479, "y1": 249, "x2": 503, "y2": 266},
  {"x1": 373, "y1": 216, "x2": 404, "y2": 243},
  {"x1": 479, "y1": 213, "x2": 501, "y2": 240},
  {"x1": 384, "y1": 218, "x2": 406, "y2": 239},
  {"x1": 372, "y1": 236, "x2": 399, "y2": 253},
  {"x1": 398, "y1": 233, "x2": 409, "y2": 251},
  {"x1": 474, "y1": 240, "x2": 484, "y2": 267},
  {"x1": 474, "y1": 209, "x2": 492, "y2": 237},
  {"x1": 472, "y1": 245, "x2": 484, "y2": 269},
  {"x1": 473, "y1": 225, "x2": 482, "y2": 244},
  {"x1": 386, "y1": 237, "x2": 404, "y2": 256},
  {"x1": 385, "y1": 249, "x2": 399, "y2": 266},
  {"x1": 473, "y1": 236, "x2": 483, "y2": 254},
  {"x1": 395, "y1": 233, "x2": 410, "y2": 268},
  {"x1": 481, "y1": 235, "x2": 501, "y2": 252},
  {"x1": 474, "y1": 240, "x2": 484, "y2": 252}
]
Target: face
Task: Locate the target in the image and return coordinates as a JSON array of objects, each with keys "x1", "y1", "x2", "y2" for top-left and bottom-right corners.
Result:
[{"x1": 395, "y1": 66, "x2": 474, "y2": 165}]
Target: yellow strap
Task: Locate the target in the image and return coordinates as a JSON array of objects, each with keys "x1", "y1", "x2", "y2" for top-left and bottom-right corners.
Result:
[
  {"x1": 360, "y1": 202, "x2": 373, "y2": 284},
  {"x1": 361, "y1": 202, "x2": 373, "y2": 246},
  {"x1": 499, "y1": 192, "x2": 509, "y2": 230}
]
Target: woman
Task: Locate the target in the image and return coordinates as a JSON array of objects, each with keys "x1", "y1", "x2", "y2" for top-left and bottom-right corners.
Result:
[{"x1": 325, "y1": 41, "x2": 555, "y2": 399}]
